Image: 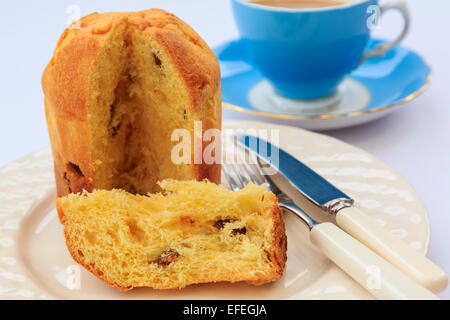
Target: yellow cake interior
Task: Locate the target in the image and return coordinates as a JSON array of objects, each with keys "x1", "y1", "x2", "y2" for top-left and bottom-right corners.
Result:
[
  {"x1": 88, "y1": 23, "x2": 197, "y2": 194},
  {"x1": 57, "y1": 179, "x2": 284, "y2": 289}
]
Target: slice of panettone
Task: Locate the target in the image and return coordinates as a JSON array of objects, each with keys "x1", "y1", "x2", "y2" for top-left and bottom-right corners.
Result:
[{"x1": 56, "y1": 179, "x2": 287, "y2": 290}]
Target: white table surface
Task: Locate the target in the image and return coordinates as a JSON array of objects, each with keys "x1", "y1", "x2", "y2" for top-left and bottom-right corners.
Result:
[{"x1": 0, "y1": 0, "x2": 448, "y2": 299}]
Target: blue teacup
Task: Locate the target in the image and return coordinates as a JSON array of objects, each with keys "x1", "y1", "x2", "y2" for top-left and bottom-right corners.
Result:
[{"x1": 231, "y1": 0, "x2": 409, "y2": 100}]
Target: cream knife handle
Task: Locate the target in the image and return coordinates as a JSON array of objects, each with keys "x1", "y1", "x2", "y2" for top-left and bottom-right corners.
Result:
[
  {"x1": 310, "y1": 223, "x2": 438, "y2": 300},
  {"x1": 336, "y1": 206, "x2": 448, "y2": 293}
]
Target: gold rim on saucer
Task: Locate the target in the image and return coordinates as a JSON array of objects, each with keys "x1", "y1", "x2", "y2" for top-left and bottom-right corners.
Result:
[{"x1": 223, "y1": 73, "x2": 432, "y2": 121}]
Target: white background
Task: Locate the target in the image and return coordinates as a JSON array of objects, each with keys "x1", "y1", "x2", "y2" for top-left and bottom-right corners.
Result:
[{"x1": 0, "y1": 0, "x2": 449, "y2": 299}]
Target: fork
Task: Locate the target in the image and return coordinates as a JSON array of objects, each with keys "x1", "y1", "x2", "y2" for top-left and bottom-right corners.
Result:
[{"x1": 221, "y1": 150, "x2": 438, "y2": 300}]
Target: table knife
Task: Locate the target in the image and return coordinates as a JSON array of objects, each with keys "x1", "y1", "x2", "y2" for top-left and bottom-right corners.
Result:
[{"x1": 236, "y1": 134, "x2": 448, "y2": 293}]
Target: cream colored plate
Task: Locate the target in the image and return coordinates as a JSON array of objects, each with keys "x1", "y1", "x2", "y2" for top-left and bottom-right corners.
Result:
[{"x1": 0, "y1": 121, "x2": 430, "y2": 299}]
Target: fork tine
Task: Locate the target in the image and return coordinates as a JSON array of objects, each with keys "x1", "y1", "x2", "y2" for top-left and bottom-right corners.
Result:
[
  {"x1": 231, "y1": 156, "x2": 251, "y2": 187},
  {"x1": 231, "y1": 138, "x2": 293, "y2": 203},
  {"x1": 222, "y1": 165, "x2": 242, "y2": 191},
  {"x1": 251, "y1": 155, "x2": 291, "y2": 201},
  {"x1": 239, "y1": 152, "x2": 265, "y2": 185},
  {"x1": 246, "y1": 152, "x2": 279, "y2": 195}
]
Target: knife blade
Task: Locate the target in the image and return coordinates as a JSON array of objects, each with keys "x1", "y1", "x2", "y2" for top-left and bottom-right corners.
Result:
[
  {"x1": 235, "y1": 134, "x2": 352, "y2": 210},
  {"x1": 235, "y1": 134, "x2": 448, "y2": 293}
]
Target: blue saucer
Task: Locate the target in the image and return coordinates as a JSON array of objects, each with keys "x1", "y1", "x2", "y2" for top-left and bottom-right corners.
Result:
[{"x1": 214, "y1": 39, "x2": 431, "y2": 130}]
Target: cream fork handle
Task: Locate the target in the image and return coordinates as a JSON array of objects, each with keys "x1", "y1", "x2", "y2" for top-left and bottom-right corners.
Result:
[
  {"x1": 336, "y1": 206, "x2": 448, "y2": 293},
  {"x1": 310, "y1": 222, "x2": 439, "y2": 300}
]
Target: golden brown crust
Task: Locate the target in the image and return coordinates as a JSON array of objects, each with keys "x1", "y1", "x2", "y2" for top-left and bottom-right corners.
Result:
[
  {"x1": 266, "y1": 192, "x2": 288, "y2": 279},
  {"x1": 43, "y1": 9, "x2": 221, "y2": 197},
  {"x1": 247, "y1": 192, "x2": 287, "y2": 285}
]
